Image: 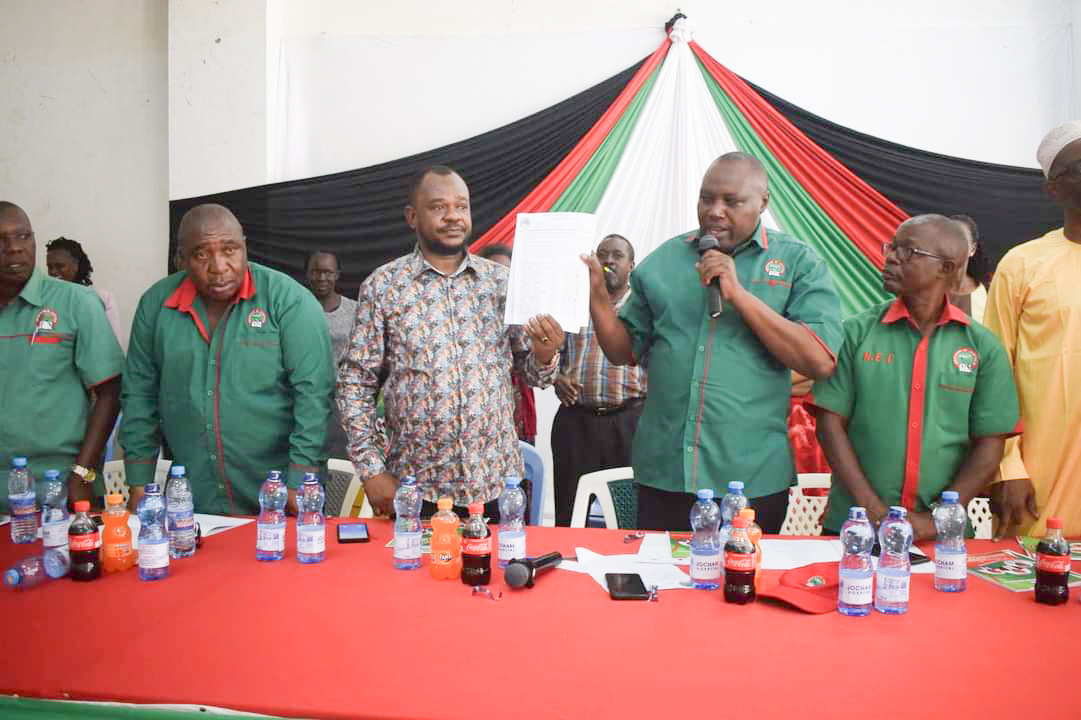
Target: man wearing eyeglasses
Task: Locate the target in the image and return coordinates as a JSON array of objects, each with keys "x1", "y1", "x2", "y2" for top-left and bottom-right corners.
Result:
[
  {"x1": 984, "y1": 121, "x2": 1081, "y2": 539},
  {"x1": 811, "y1": 215, "x2": 1020, "y2": 538},
  {"x1": 0, "y1": 202, "x2": 124, "y2": 511}
]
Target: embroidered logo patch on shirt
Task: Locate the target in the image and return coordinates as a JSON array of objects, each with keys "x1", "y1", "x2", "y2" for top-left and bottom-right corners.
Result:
[
  {"x1": 246, "y1": 308, "x2": 267, "y2": 329},
  {"x1": 34, "y1": 308, "x2": 58, "y2": 332},
  {"x1": 952, "y1": 347, "x2": 979, "y2": 374},
  {"x1": 764, "y1": 258, "x2": 786, "y2": 278}
]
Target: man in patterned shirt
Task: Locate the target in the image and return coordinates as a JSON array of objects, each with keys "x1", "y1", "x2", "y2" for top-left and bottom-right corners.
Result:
[
  {"x1": 337, "y1": 166, "x2": 564, "y2": 517},
  {"x1": 552, "y1": 233, "x2": 647, "y2": 526}
]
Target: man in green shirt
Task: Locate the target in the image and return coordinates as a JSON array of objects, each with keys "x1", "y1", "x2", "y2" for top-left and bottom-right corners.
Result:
[
  {"x1": 583, "y1": 153, "x2": 843, "y2": 532},
  {"x1": 121, "y1": 204, "x2": 333, "y2": 515},
  {"x1": 811, "y1": 215, "x2": 1020, "y2": 538},
  {"x1": 0, "y1": 202, "x2": 123, "y2": 510}
]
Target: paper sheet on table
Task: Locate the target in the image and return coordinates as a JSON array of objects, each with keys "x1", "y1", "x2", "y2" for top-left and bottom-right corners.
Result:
[
  {"x1": 636, "y1": 532, "x2": 685, "y2": 565},
  {"x1": 759, "y1": 539, "x2": 843, "y2": 569},
  {"x1": 567, "y1": 546, "x2": 692, "y2": 592},
  {"x1": 503, "y1": 212, "x2": 596, "y2": 331},
  {"x1": 124, "y1": 513, "x2": 252, "y2": 549},
  {"x1": 0, "y1": 514, "x2": 9, "y2": 527}
]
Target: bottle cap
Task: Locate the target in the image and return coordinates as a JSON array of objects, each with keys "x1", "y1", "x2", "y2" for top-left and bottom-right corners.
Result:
[
  {"x1": 437, "y1": 497, "x2": 453, "y2": 510},
  {"x1": 74, "y1": 500, "x2": 90, "y2": 512},
  {"x1": 12, "y1": 457, "x2": 27, "y2": 467},
  {"x1": 727, "y1": 481, "x2": 744, "y2": 491},
  {"x1": 739, "y1": 508, "x2": 756, "y2": 522},
  {"x1": 267, "y1": 470, "x2": 282, "y2": 480},
  {"x1": 941, "y1": 490, "x2": 959, "y2": 503},
  {"x1": 504, "y1": 476, "x2": 521, "y2": 487},
  {"x1": 401, "y1": 475, "x2": 417, "y2": 486},
  {"x1": 1047, "y1": 517, "x2": 1063, "y2": 529},
  {"x1": 848, "y1": 506, "x2": 867, "y2": 520},
  {"x1": 888, "y1": 506, "x2": 907, "y2": 518},
  {"x1": 105, "y1": 493, "x2": 124, "y2": 506},
  {"x1": 3, "y1": 569, "x2": 20, "y2": 587},
  {"x1": 732, "y1": 516, "x2": 749, "y2": 528},
  {"x1": 695, "y1": 489, "x2": 714, "y2": 500},
  {"x1": 44, "y1": 469, "x2": 60, "y2": 479},
  {"x1": 467, "y1": 502, "x2": 483, "y2": 515},
  {"x1": 145, "y1": 483, "x2": 161, "y2": 494},
  {"x1": 169, "y1": 465, "x2": 186, "y2": 477},
  {"x1": 303, "y1": 472, "x2": 320, "y2": 484}
]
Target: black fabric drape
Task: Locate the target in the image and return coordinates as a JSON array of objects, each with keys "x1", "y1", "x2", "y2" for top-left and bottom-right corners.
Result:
[
  {"x1": 748, "y1": 82, "x2": 1062, "y2": 270},
  {"x1": 169, "y1": 61, "x2": 644, "y2": 296}
]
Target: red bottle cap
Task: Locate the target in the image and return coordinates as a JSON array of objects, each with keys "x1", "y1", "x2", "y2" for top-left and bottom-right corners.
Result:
[
  {"x1": 74, "y1": 500, "x2": 90, "y2": 512},
  {"x1": 467, "y1": 502, "x2": 483, "y2": 515},
  {"x1": 1047, "y1": 517, "x2": 1063, "y2": 529},
  {"x1": 731, "y1": 516, "x2": 749, "y2": 528}
]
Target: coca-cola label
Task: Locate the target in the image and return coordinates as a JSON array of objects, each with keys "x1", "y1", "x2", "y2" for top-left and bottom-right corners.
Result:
[
  {"x1": 935, "y1": 553, "x2": 968, "y2": 580},
  {"x1": 9, "y1": 491, "x2": 35, "y2": 516},
  {"x1": 875, "y1": 575, "x2": 910, "y2": 603},
  {"x1": 256, "y1": 523, "x2": 286, "y2": 552},
  {"x1": 839, "y1": 576, "x2": 873, "y2": 605},
  {"x1": 69, "y1": 532, "x2": 99, "y2": 552},
  {"x1": 139, "y1": 539, "x2": 169, "y2": 569},
  {"x1": 725, "y1": 552, "x2": 756, "y2": 572},
  {"x1": 297, "y1": 526, "x2": 326, "y2": 555},
  {"x1": 394, "y1": 531, "x2": 423, "y2": 560},
  {"x1": 497, "y1": 534, "x2": 526, "y2": 562},
  {"x1": 1037, "y1": 554, "x2": 1072, "y2": 574},
  {"x1": 42, "y1": 519, "x2": 70, "y2": 547},
  {"x1": 690, "y1": 552, "x2": 722, "y2": 581},
  {"x1": 462, "y1": 536, "x2": 491, "y2": 556}
]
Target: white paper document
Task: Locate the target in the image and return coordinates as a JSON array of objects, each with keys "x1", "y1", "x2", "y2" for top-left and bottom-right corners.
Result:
[
  {"x1": 562, "y1": 546, "x2": 692, "y2": 593},
  {"x1": 0, "y1": 514, "x2": 9, "y2": 527},
  {"x1": 503, "y1": 212, "x2": 597, "y2": 331},
  {"x1": 125, "y1": 513, "x2": 252, "y2": 550}
]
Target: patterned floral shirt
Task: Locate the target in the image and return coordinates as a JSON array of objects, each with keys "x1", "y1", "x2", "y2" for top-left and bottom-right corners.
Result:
[{"x1": 337, "y1": 249, "x2": 557, "y2": 504}]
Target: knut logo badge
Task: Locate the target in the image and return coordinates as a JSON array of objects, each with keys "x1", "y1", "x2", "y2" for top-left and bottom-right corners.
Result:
[
  {"x1": 764, "y1": 258, "x2": 786, "y2": 278},
  {"x1": 952, "y1": 347, "x2": 979, "y2": 374},
  {"x1": 34, "y1": 308, "x2": 58, "y2": 331},
  {"x1": 246, "y1": 308, "x2": 267, "y2": 329}
]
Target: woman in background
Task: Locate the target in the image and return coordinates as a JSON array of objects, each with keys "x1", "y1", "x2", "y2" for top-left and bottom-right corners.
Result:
[
  {"x1": 950, "y1": 215, "x2": 992, "y2": 322},
  {"x1": 46, "y1": 236, "x2": 123, "y2": 339}
]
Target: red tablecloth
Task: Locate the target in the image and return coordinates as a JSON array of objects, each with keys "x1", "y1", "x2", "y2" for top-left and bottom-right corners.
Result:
[{"x1": 2, "y1": 520, "x2": 1079, "y2": 719}]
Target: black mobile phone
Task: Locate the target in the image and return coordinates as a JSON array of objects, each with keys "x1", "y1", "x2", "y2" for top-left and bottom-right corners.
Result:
[
  {"x1": 337, "y1": 522, "x2": 369, "y2": 543},
  {"x1": 606, "y1": 572, "x2": 650, "y2": 600},
  {"x1": 871, "y1": 541, "x2": 932, "y2": 566}
]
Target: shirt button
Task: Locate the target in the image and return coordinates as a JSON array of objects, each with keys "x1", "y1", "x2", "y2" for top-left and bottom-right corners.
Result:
[
  {"x1": 910, "y1": 422, "x2": 918, "y2": 429},
  {"x1": 205, "y1": 424, "x2": 213, "y2": 431},
  {"x1": 206, "y1": 390, "x2": 213, "y2": 397},
  {"x1": 686, "y1": 446, "x2": 693, "y2": 453},
  {"x1": 210, "y1": 453, "x2": 217, "y2": 460},
  {"x1": 913, "y1": 383, "x2": 921, "y2": 390},
  {"x1": 698, "y1": 346, "x2": 705, "y2": 352}
]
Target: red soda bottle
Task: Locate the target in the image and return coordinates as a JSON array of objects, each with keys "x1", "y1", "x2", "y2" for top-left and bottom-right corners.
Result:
[
  {"x1": 68, "y1": 500, "x2": 101, "y2": 582},
  {"x1": 461, "y1": 503, "x2": 492, "y2": 586},
  {"x1": 1035, "y1": 517, "x2": 1070, "y2": 605},
  {"x1": 724, "y1": 516, "x2": 756, "y2": 604}
]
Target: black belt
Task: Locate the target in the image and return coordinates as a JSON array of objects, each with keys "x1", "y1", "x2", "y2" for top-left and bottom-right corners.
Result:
[{"x1": 574, "y1": 397, "x2": 644, "y2": 416}]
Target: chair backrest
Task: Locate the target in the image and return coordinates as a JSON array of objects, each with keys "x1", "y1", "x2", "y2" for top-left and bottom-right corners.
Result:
[
  {"x1": 154, "y1": 459, "x2": 173, "y2": 487},
  {"x1": 967, "y1": 497, "x2": 993, "y2": 540},
  {"x1": 570, "y1": 467, "x2": 635, "y2": 529},
  {"x1": 519, "y1": 441, "x2": 545, "y2": 525},
  {"x1": 328, "y1": 458, "x2": 372, "y2": 518},
  {"x1": 779, "y1": 473, "x2": 831, "y2": 536},
  {"x1": 102, "y1": 460, "x2": 128, "y2": 504}
]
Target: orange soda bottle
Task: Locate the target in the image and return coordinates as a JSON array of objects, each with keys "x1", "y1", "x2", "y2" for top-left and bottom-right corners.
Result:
[
  {"x1": 739, "y1": 508, "x2": 762, "y2": 589},
  {"x1": 102, "y1": 493, "x2": 135, "y2": 572},
  {"x1": 429, "y1": 497, "x2": 462, "y2": 580}
]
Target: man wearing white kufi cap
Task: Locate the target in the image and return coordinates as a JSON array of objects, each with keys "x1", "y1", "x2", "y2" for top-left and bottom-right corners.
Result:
[{"x1": 984, "y1": 121, "x2": 1081, "y2": 538}]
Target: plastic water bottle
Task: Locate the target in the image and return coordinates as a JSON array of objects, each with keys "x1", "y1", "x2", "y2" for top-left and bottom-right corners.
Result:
[
  {"x1": 166, "y1": 465, "x2": 196, "y2": 559},
  {"x1": 874, "y1": 506, "x2": 913, "y2": 614},
  {"x1": 838, "y1": 507, "x2": 875, "y2": 616},
  {"x1": 296, "y1": 473, "x2": 326, "y2": 564},
  {"x1": 256, "y1": 470, "x2": 287, "y2": 562},
  {"x1": 8, "y1": 456, "x2": 37, "y2": 544},
  {"x1": 39, "y1": 468, "x2": 69, "y2": 554},
  {"x1": 933, "y1": 491, "x2": 967, "y2": 592},
  {"x1": 497, "y1": 476, "x2": 527, "y2": 569},
  {"x1": 137, "y1": 483, "x2": 170, "y2": 581},
  {"x1": 718, "y1": 480, "x2": 749, "y2": 549},
  {"x1": 4, "y1": 550, "x2": 70, "y2": 589},
  {"x1": 392, "y1": 477, "x2": 423, "y2": 570},
  {"x1": 689, "y1": 489, "x2": 722, "y2": 590}
]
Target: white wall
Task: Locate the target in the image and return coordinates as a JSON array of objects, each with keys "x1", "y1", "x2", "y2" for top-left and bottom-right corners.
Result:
[{"x1": 0, "y1": 0, "x2": 169, "y2": 349}]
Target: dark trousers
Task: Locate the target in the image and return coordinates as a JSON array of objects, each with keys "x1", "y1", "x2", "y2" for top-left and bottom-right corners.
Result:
[
  {"x1": 551, "y1": 399, "x2": 643, "y2": 526},
  {"x1": 421, "y1": 498, "x2": 501, "y2": 524},
  {"x1": 636, "y1": 484, "x2": 790, "y2": 534}
]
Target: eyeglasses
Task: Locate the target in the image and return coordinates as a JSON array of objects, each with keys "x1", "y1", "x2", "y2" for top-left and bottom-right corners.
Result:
[
  {"x1": 882, "y1": 241, "x2": 951, "y2": 264},
  {"x1": 1050, "y1": 159, "x2": 1081, "y2": 182}
]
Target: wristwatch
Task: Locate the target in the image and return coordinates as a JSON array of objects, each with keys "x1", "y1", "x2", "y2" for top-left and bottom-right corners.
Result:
[{"x1": 72, "y1": 465, "x2": 97, "y2": 485}]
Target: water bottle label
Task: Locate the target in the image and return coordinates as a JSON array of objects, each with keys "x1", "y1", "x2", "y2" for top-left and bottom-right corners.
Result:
[
  {"x1": 690, "y1": 552, "x2": 722, "y2": 581},
  {"x1": 297, "y1": 526, "x2": 326, "y2": 554},
  {"x1": 167, "y1": 509, "x2": 195, "y2": 530},
  {"x1": 462, "y1": 536, "x2": 492, "y2": 556},
  {"x1": 42, "y1": 519, "x2": 70, "y2": 547},
  {"x1": 69, "y1": 532, "x2": 99, "y2": 552},
  {"x1": 934, "y1": 553, "x2": 967, "y2": 580},
  {"x1": 394, "y1": 531, "x2": 423, "y2": 560},
  {"x1": 9, "y1": 491, "x2": 35, "y2": 516},
  {"x1": 139, "y1": 539, "x2": 169, "y2": 569},
  {"x1": 257, "y1": 524, "x2": 286, "y2": 552},
  {"x1": 497, "y1": 533, "x2": 526, "y2": 562},
  {"x1": 725, "y1": 552, "x2": 755, "y2": 572},
  {"x1": 1037, "y1": 554, "x2": 1071, "y2": 574},
  {"x1": 875, "y1": 575, "x2": 910, "y2": 603},
  {"x1": 839, "y1": 576, "x2": 873, "y2": 604}
]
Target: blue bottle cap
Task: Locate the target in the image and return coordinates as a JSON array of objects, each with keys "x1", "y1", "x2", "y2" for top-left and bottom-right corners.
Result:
[
  {"x1": 727, "y1": 481, "x2": 744, "y2": 491},
  {"x1": 941, "y1": 490, "x2": 960, "y2": 503},
  {"x1": 696, "y1": 489, "x2": 715, "y2": 500},
  {"x1": 504, "y1": 475, "x2": 521, "y2": 487},
  {"x1": 848, "y1": 506, "x2": 867, "y2": 520},
  {"x1": 169, "y1": 465, "x2": 186, "y2": 477},
  {"x1": 12, "y1": 457, "x2": 27, "y2": 467},
  {"x1": 888, "y1": 506, "x2": 907, "y2": 518},
  {"x1": 266, "y1": 470, "x2": 282, "y2": 480},
  {"x1": 302, "y1": 472, "x2": 320, "y2": 483},
  {"x1": 44, "y1": 469, "x2": 61, "y2": 480},
  {"x1": 3, "y1": 569, "x2": 20, "y2": 587},
  {"x1": 145, "y1": 483, "x2": 161, "y2": 494},
  {"x1": 401, "y1": 475, "x2": 417, "y2": 486}
]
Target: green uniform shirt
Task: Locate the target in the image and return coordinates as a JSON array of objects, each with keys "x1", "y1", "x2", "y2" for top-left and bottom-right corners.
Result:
[
  {"x1": 120, "y1": 263, "x2": 333, "y2": 515},
  {"x1": 810, "y1": 297, "x2": 1021, "y2": 532},
  {"x1": 0, "y1": 269, "x2": 124, "y2": 510},
  {"x1": 620, "y1": 226, "x2": 842, "y2": 498}
]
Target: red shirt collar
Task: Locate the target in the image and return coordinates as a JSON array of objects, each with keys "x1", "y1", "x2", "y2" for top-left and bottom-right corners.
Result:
[
  {"x1": 880, "y1": 296, "x2": 969, "y2": 328},
  {"x1": 164, "y1": 268, "x2": 256, "y2": 312}
]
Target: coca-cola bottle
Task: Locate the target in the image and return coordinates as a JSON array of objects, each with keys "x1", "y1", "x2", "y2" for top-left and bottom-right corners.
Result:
[
  {"x1": 724, "y1": 516, "x2": 756, "y2": 604},
  {"x1": 461, "y1": 503, "x2": 491, "y2": 586},
  {"x1": 1035, "y1": 517, "x2": 1070, "y2": 606}
]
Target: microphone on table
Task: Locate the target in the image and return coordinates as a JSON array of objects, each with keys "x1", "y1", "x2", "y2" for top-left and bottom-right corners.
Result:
[
  {"x1": 697, "y1": 233, "x2": 724, "y2": 318},
  {"x1": 504, "y1": 551, "x2": 563, "y2": 589}
]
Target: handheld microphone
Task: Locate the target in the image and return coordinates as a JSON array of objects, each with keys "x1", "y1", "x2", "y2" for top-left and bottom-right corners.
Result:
[
  {"x1": 697, "y1": 233, "x2": 724, "y2": 318},
  {"x1": 504, "y1": 551, "x2": 563, "y2": 589}
]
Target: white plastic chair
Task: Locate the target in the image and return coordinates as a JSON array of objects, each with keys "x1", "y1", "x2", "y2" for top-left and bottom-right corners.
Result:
[
  {"x1": 570, "y1": 467, "x2": 634, "y2": 529},
  {"x1": 967, "y1": 497, "x2": 993, "y2": 540},
  {"x1": 328, "y1": 458, "x2": 373, "y2": 518},
  {"x1": 779, "y1": 473, "x2": 831, "y2": 536},
  {"x1": 102, "y1": 458, "x2": 173, "y2": 503}
]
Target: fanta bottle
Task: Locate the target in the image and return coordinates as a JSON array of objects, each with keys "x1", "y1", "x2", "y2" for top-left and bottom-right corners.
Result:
[
  {"x1": 429, "y1": 497, "x2": 462, "y2": 580},
  {"x1": 102, "y1": 493, "x2": 135, "y2": 572},
  {"x1": 739, "y1": 508, "x2": 763, "y2": 589}
]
